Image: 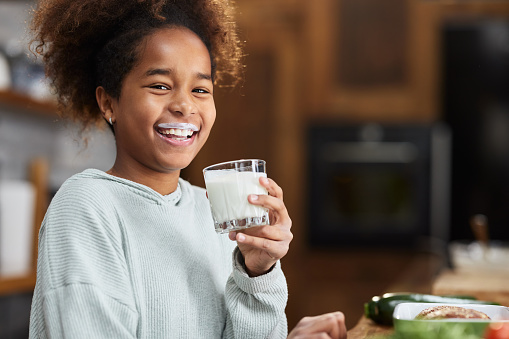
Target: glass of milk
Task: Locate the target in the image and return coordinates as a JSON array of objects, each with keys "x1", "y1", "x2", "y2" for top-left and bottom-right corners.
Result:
[{"x1": 203, "y1": 159, "x2": 270, "y2": 233}]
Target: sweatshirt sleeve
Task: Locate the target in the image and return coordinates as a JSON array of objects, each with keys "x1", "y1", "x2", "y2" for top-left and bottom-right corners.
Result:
[
  {"x1": 29, "y1": 181, "x2": 139, "y2": 338},
  {"x1": 223, "y1": 247, "x2": 288, "y2": 339}
]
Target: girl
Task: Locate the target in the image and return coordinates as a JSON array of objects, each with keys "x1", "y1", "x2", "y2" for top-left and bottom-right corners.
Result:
[{"x1": 29, "y1": 0, "x2": 293, "y2": 338}]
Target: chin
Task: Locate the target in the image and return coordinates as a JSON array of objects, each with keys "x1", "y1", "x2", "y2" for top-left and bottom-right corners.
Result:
[
  {"x1": 156, "y1": 153, "x2": 199, "y2": 173},
  {"x1": 161, "y1": 161, "x2": 193, "y2": 173}
]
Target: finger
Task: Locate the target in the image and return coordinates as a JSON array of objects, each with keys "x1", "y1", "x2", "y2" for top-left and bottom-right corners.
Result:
[
  {"x1": 242, "y1": 223, "x2": 292, "y2": 248},
  {"x1": 335, "y1": 312, "x2": 347, "y2": 339},
  {"x1": 248, "y1": 194, "x2": 289, "y2": 221},
  {"x1": 235, "y1": 231, "x2": 281, "y2": 259},
  {"x1": 292, "y1": 334, "x2": 331, "y2": 339},
  {"x1": 260, "y1": 177, "x2": 283, "y2": 200},
  {"x1": 249, "y1": 195, "x2": 291, "y2": 229},
  {"x1": 228, "y1": 231, "x2": 237, "y2": 241},
  {"x1": 241, "y1": 224, "x2": 285, "y2": 241},
  {"x1": 329, "y1": 312, "x2": 346, "y2": 339},
  {"x1": 300, "y1": 312, "x2": 346, "y2": 339}
]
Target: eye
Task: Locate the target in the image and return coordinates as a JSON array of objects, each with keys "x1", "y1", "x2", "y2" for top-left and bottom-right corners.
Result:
[
  {"x1": 150, "y1": 84, "x2": 170, "y2": 90},
  {"x1": 193, "y1": 88, "x2": 210, "y2": 94}
]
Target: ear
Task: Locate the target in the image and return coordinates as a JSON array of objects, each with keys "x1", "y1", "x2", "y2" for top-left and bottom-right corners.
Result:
[{"x1": 96, "y1": 86, "x2": 115, "y2": 123}]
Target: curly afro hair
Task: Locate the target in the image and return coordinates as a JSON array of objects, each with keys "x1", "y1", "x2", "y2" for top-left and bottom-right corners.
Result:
[{"x1": 30, "y1": 0, "x2": 244, "y2": 129}]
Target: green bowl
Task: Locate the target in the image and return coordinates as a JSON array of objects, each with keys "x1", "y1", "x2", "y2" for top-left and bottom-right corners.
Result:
[{"x1": 393, "y1": 303, "x2": 509, "y2": 338}]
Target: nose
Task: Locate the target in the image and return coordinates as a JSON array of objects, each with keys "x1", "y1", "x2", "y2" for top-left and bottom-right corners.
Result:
[{"x1": 169, "y1": 89, "x2": 195, "y2": 116}]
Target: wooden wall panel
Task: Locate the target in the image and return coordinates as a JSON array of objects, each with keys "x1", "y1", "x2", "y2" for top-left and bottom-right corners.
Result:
[{"x1": 337, "y1": 0, "x2": 409, "y2": 87}]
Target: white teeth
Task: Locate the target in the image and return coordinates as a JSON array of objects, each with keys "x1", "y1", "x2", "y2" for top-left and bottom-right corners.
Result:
[{"x1": 160, "y1": 128, "x2": 194, "y2": 137}]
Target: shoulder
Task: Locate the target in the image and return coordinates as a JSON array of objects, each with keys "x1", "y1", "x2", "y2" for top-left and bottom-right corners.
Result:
[
  {"x1": 58, "y1": 169, "x2": 112, "y2": 194},
  {"x1": 40, "y1": 171, "x2": 126, "y2": 256},
  {"x1": 44, "y1": 170, "x2": 118, "y2": 228},
  {"x1": 51, "y1": 174, "x2": 111, "y2": 212}
]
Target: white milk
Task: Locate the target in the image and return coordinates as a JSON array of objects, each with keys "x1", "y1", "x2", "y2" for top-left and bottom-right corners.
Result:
[{"x1": 204, "y1": 170, "x2": 268, "y2": 224}]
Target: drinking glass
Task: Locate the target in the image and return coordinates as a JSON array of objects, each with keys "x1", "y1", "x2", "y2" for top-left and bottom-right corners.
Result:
[{"x1": 203, "y1": 159, "x2": 269, "y2": 233}]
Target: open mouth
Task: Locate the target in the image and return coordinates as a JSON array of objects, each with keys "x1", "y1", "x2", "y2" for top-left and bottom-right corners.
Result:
[{"x1": 157, "y1": 127, "x2": 195, "y2": 141}]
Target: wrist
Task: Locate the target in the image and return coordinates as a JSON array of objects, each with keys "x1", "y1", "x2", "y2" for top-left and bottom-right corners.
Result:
[
  {"x1": 245, "y1": 262, "x2": 276, "y2": 277},
  {"x1": 236, "y1": 249, "x2": 276, "y2": 277},
  {"x1": 241, "y1": 255, "x2": 276, "y2": 278}
]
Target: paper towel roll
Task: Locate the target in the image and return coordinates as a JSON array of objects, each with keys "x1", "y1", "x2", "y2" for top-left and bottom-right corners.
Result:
[
  {"x1": 0, "y1": 51, "x2": 11, "y2": 90},
  {"x1": 0, "y1": 180, "x2": 35, "y2": 278}
]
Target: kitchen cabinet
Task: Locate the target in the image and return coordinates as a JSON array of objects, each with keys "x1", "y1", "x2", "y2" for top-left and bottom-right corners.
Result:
[{"x1": 303, "y1": 0, "x2": 509, "y2": 123}]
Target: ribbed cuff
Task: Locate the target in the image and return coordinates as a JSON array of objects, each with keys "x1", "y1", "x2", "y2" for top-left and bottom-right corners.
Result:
[{"x1": 231, "y1": 247, "x2": 284, "y2": 295}]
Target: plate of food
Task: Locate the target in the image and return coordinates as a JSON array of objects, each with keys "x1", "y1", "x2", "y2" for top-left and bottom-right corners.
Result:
[{"x1": 393, "y1": 303, "x2": 509, "y2": 337}]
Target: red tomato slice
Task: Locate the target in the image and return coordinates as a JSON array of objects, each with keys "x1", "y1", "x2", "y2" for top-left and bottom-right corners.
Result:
[{"x1": 485, "y1": 323, "x2": 509, "y2": 339}]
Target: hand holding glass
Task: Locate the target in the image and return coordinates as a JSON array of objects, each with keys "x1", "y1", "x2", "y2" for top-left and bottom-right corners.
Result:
[{"x1": 203, "y1": 159, "x2": 270, "y2": 233}]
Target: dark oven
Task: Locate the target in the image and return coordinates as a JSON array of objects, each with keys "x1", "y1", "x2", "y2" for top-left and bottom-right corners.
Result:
[{"x1": 307, "y1": 123, "x2": 451, "y2": 248}]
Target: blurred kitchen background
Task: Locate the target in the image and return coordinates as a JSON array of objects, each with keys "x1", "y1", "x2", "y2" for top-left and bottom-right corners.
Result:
[{"x1": 1, "y1": 0, "x2": 509, "y2": 337}]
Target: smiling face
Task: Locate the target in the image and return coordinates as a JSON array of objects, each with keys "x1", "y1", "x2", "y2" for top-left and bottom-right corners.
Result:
[{"x1": 97, "y1": 27, "x2": 216, "y2": 192}]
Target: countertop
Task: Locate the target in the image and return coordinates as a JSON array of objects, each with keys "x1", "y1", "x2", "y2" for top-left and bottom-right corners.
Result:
[{"x1": 346, "y1": 256, "x2": 509, "y2": 338}]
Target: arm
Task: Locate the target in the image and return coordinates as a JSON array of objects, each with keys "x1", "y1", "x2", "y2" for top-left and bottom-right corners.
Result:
[
  {"x1": 223, "y1": 177, "x2": 293, "y2": 338},
  {"x1": 29, "y1": 183, "x2": 138, "y2": 338},
  {"x1": 222, "y1": 247, "x2": 288, "y2": 339}
]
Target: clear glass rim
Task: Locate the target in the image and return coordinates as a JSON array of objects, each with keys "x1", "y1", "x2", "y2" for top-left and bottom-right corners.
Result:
[{"x1": 202, "y1": 159, "x2": 265, "y2": 173}]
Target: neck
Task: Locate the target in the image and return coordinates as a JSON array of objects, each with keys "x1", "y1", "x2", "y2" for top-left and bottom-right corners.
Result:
[{"x1": 107, "y1": 165, "x2": 181, "y2": 196}]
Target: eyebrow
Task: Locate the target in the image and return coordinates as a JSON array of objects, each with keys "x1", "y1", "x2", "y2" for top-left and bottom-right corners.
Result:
[{"x1": 144, "y1": 68, "x2": 212, "y2": 81}]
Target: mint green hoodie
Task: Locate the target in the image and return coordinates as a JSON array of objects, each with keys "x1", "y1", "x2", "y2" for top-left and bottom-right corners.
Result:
[{"x1": 29, "y1": 169, "x2": 288, "y2": 338}]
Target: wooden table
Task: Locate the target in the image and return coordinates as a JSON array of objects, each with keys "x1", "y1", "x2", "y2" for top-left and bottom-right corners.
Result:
[
  {"x1": 346, "y1": 252, "x2": 445, "y2": 338},
  {"x1": 348, "y1": 316, "x2": 394, "y2": 338},
  {"x1": 433, "y1": 269, "x2": 509, "y2": 307}
]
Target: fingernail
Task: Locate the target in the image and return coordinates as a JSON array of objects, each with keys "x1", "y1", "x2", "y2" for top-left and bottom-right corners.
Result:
[
  {"x1": 249, "y1": 194, "x2": 258, "y2": 201},
  {"x1": 261, "y1": 177, "x2": 269, "y2": 185},
  {"x1": 237, "y1": 233, "x2": 246, "y2": 242}
]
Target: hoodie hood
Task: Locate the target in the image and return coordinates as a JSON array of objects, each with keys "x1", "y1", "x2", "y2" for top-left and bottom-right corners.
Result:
[{"x1": 64, "y1": 168, "x2": 184, "y2": 206}]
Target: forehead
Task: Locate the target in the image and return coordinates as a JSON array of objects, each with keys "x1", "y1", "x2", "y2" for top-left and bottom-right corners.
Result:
[{"x1": 134, "y1": 27, "x2": 212, "y2": 74}]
